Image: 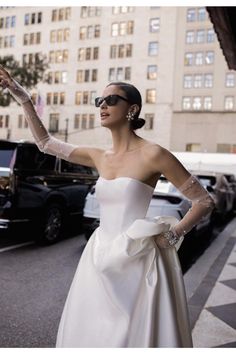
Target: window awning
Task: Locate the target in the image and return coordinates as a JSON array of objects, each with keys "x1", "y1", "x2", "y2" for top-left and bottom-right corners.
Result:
[{"x1": 206, "y1": 7, "x2": 236, "y2": 70}]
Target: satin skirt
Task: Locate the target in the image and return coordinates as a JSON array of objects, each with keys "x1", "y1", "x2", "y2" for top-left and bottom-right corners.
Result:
[{"x1": 56, "y1": 216, "x2": 193, "y2": 348}]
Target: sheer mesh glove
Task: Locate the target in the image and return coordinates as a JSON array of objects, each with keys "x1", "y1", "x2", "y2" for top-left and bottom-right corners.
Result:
[
  {"x1": 157, "y1": 175, "x2": 215, "y2": 248},
  {"x1": 4, "y1": 75, "x2": 77, "y2": 161}
]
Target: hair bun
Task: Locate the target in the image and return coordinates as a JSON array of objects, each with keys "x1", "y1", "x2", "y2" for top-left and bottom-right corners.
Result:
[{"x1": 131, "y1": 118, "x2": 145, "y2": 130}]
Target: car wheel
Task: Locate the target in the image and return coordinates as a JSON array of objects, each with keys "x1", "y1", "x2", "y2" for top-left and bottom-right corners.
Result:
[{"x1": 39, "y1": 203, "x2": 64, "y2": 245}]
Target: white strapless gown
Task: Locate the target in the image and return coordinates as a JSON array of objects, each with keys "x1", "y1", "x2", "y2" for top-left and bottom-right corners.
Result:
[{"x1": 56, "y1": 177, "x2": 193, "y2": 348}]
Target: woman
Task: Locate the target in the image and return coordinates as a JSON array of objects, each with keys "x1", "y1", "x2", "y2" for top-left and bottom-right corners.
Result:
[{"x1": 0, "y1": 65, "x2": 214, "y2": 348}]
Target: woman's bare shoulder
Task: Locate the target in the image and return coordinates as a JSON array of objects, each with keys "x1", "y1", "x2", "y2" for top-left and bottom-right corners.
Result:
[{"x1": 142, "y1": 142, "x2": 169, "y2": 159}]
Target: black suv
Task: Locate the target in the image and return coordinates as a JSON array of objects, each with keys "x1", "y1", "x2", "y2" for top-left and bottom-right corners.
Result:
[{"x1": 0, "y1": 139, "x2": 98, "y2": 244}]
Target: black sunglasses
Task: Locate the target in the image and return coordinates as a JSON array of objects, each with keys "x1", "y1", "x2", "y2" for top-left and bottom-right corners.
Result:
[{"x1": 95, "y1": 94, "x2": 129, "y2": 107}]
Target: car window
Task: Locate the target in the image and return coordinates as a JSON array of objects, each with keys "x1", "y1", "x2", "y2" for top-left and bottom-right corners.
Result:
[
  {"x1": 60, "y1": 160, "x2": 92, "y2": 174},
  {"x1": 0, "y1": 148, "x2": 15, "y2": 168},
  {"x1": 16, "y1": 145, "x2": 56, "y2": 171}
]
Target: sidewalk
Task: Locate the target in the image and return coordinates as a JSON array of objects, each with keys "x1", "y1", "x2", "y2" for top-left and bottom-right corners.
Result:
[{"x1": 184, "y1": 217, "x2": 236, "y2": 348}]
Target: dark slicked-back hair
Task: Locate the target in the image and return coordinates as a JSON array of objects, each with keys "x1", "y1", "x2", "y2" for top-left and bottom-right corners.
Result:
[{"x1": 106, "y1": 82, "x2": 145, "y2": 130}]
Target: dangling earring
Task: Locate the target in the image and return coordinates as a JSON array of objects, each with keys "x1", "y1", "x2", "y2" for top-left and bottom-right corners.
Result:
[{"x1": 126, "y1": 111, "x2": 134, "y2": 121}]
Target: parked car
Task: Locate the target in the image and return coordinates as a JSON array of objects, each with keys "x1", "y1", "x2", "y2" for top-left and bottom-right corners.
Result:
[
  {"x1": 0, "y1": 139, "x2": 98, "y2": 244},
  {"x1": 191, "y1": 171, "x2": 235, "y2": 219}
]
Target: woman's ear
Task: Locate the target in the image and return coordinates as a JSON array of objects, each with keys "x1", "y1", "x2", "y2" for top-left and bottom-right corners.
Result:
[{"x1": 130, "y1": 104, "x2": 139, "y2": 115}]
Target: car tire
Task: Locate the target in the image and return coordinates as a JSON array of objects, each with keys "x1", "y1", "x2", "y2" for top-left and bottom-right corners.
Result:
[{"x1": 38, "y1": 203, "x2": 64, "y2": 245}]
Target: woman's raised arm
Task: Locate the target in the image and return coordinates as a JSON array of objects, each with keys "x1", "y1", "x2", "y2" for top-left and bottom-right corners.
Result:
[{"x1": 0, "y1": 65, "x2": 103, "y2": 168}]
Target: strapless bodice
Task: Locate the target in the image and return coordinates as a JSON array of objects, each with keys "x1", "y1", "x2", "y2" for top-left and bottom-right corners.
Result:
[{"x1": 95, "y1": 177, "x2": 154, "y2": 238}]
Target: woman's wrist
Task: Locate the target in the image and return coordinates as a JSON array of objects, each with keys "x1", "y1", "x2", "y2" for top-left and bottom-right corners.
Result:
[{"x1": 162, "y1": 228, "x2": 181, "y2": 247}]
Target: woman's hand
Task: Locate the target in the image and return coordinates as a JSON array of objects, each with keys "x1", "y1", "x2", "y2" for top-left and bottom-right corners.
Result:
[
  {"x1": 0, "y1": 64, "x2": 31, "y2": 104},
  {"x1": 154, "y1": 230, "x2": 180, "y2": 249},
  {"x1": 0, "y1": 64, "x2": 14, "y2": 89}
]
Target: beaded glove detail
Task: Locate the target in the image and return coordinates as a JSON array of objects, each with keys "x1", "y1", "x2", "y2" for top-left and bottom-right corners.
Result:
[
  {"x1": 7, "y1": 79, "x2": 32, "y2": 104},
  {"x1": 162, "y1": 229, "x2": 180, "y2": 247}
]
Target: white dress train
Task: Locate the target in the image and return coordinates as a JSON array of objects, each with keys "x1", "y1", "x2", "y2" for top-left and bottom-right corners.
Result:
[{"x1": 56, "y1": 177, "x2": 193, "y2": 348}]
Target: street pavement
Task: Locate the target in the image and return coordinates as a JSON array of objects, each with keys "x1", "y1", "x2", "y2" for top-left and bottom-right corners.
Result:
[
  {"x1": 0, "y1": 234, "x2": 86, "y2": 348},
  {"x1": 184, "y1": 216, "x2": 236, "y2": 347}
]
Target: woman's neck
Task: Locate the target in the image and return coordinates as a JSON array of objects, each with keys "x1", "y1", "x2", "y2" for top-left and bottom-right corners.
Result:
[{"x1": 110, "y1": 128, "x2": 141, "y2": 154}]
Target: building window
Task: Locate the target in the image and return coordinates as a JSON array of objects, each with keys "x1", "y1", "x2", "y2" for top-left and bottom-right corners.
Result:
[
  {"x1": 0, "y1": 35, "x2": 15, "y2": 48},
  {"x1": 144, "y1": 113, "x2": 154, "y2": 130},
  {"x1": 111, "y1": 21, "x2": 134, "y2": 37},
  {"x1": 108, "y1": 67, "x2": 131, "y2": 81},
  {"x1": 73, "y1": 113, "x2": 95, "y2": 130},
  {"x1": 148, "y1": 41, "x2": 158, "y2": 56},
  {"x1": 81, "y1": 114, "x2": 87, "y2": 129},
  {"x1": 182, "y1": 97, "x2": 191, "y2": 110},
  {"x1": 207, "y1": 29, "x2": 215, "y2": 43},
  {"x1": 109, "y1": 68, "x2": 115, "y2": 81},
  {"x1": 125, "y1": 67, "x2": 131, "y2": 80},
  {"x1": 125, "y1": 21, "x2": 133, "y2": 35},
  {"x1": 205, "y1": 51, "x2": 214, "y2": 64},
  {"x1": 149, "y1": 18, "x2": 160, "y2": 32},
  {"x1": 89, "y1": 114, "x2": 95, "y2": 129},
  {"x1": 112, "y1": 7, "x2": 134, "y2": 14},
  {"x1": 46, "y1": 71, "x2": 68, "y2": 84},
  {"x1": 93, "y1": 47, "x2": 99, "y2": 59},
  {"x1": 24, "y1": 12, "x2": 42, "y2": 25},
  {"x1": 195, "y1": 52, "x2": 204, "y2": 65},
  {"x1": 76, "y1": 69, "x2": 98, "y2": 83},
  {"x1": 192, "y1": 97, "x2": 202, "y2": 110},
  {"x1": 198, "y1": 8, "x2": 206, "y2": 21},
  {"x1": 49, "y1": 113, "x2": 59, "y2": 133},
  {"x1": 0, "y1": 114, "x2": 10, "y2": 128},
  {"x1": 224, "y1": 96, "x2": 234, "y2": 110},
  {"x1": 186, "y1": 30, "x2": 194, "y2": 44},
  {"x1": 147, "y1": 65, "x2": 158, "y2": 80},
  {"x1": 184, "y1": 52, "x2": 194, "y2": 66},
  {"x1": 51, "y1": 8, "x2": 71, "y2": 22},
  {"x1": 23, "y1": 32, "x2": 41, "y2": 45},
  {"x1": 204, "y1": 73, "x2": 213, "y2": 88},
  {"x1": 111, "y1": 23, "x2": 119, "y2": 37},
  {"x1": 110, "y1": 44, "x2": 132, "y2": 59},
  {"x1": 0, "y1": 15, "x2": 16, "y2": 28},
  {"x1": 196, "y1": 29, "x2": 205, "y2": 43},
  {"x1": 187, "y1": 8, "x2": 196, "y2": 22},
  {"x1": 74, "y1": 114, "x2": 80, "y2": 129},
  {"x1": 80, "y1": 7, "x2": 101, "y2": 18},
  {"x1": 225, "y1": 73, "x2": 235, "y2": 87},
  {"x1": 46, "y1": 92, "x2": 65, "y2": 105},
  {"x1": 50, "y1": 28, "x2": 70, "y2": 43},
  {"x1": 79, "y1": 25, "x2": 100, "y2": 39},
  {"x1": 78, "y1": 47, "x2": 99, "y2": 61},
  {"x1": 194, "y1": 74, "x2": 202, "y2": 88},
  {"x1": 186, "y1": 143, "x2": 201, "y2": 152},
  {"x1": 183, "y1": 75, "x2": 192, "y2": 88},
  {"x1": 24, "y1": 14, "x2": 29, "y2": 25},
  {"x1": 18, "y1": 114, "x2": 28, "y2": 128},
  {"x1": 217, "y1": 144, "x2": 236, "y2": 153},
  {"x1": 75, "y1": 91, "x2": 96, "y2": 105},
  {"x1": 22, "y1": 52, "x2": 41, "y2": 65},
  {"x1": 82, "y1": 91, "x2": 89, "y2": 104},
  {"x1": 203, "y1": 96, "x2": 212, "y2": 110},
  {"x1": 146, "y1": 89, "x2": 156, "y2": 103},
  {"x1": 75, "y1": 92, "x2": 82, "y2": 105}
]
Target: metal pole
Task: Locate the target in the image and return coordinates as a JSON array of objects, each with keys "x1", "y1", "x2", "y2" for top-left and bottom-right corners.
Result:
[{"x1": 65, "y1": 118, "x2": 69, "y2": 142}]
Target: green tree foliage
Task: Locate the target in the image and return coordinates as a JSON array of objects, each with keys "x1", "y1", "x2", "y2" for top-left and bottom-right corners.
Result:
[{"x1": 0, "y1": 54, "x2": 48, "y2": 106}]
